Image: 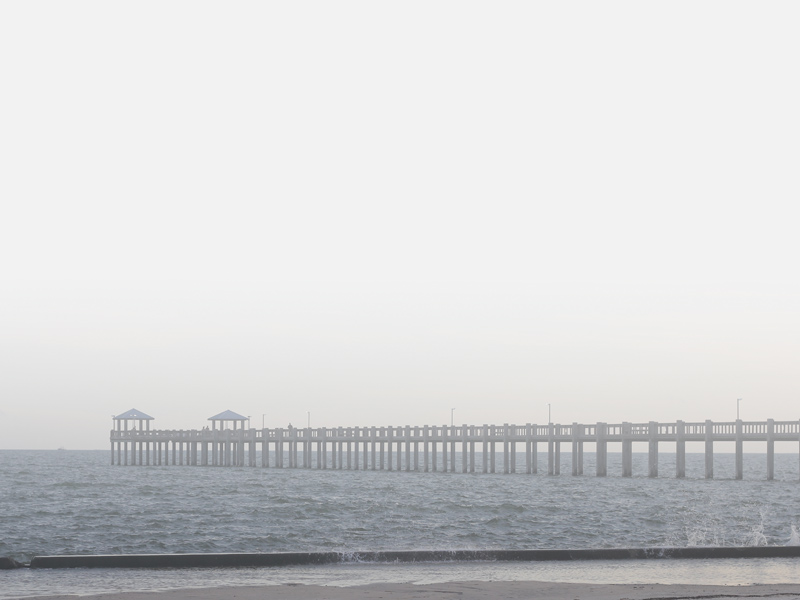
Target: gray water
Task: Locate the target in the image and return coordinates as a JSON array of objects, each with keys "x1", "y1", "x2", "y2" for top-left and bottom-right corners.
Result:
[{"x1": 2, "y1": 449, "x2": 800, "y2": 598}]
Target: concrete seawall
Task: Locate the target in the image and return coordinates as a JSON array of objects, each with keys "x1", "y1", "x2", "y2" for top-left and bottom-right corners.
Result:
[{"x1": 28, "y1": 546, "x2": 800, "y2": 569}]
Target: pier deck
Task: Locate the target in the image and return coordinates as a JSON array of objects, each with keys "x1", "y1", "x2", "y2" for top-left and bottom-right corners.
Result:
[{"x1": 111, "y1": 419, "x2": 800, "y2": 480}]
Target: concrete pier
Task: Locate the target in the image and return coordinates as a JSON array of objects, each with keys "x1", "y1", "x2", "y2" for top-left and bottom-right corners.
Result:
[{"x1": 110, "y1": 410, "x2": 800, "y2": 480}]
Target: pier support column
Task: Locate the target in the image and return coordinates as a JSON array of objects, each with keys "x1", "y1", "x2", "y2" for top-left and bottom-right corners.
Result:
[
  {"x1": 387, "y1": 427, "x2": 393, "y2": 471},
  {"x1": 423, "y1": 427, "x2": 429, "y2": 472},
  {"x1": 482, "y1": 426, "x2": 488, "y2": 474},
  {"x1": 462, "y1": 426, "x2": 468, "y2": 474},
  {"x1": 705, "y1": 420, "x2": 714, "y2": 479},
  {"x1": 532, "y1": 428, "x2": 538, "y2": 474},
  {"x1": 405, "y1": 427, "x2": 411, "y2": 471},
  {"x1": 470, "y1": 437, "x2": 476, "y2": 473},
  {"x1": 648, "y1": 421, "x2": 658, "y2": 478},
  {"x1": 622, "y1": 422, "x2": 632, "y2": 477},
  {"x1": 371, "y1": 427, "x2": 377, "y2": 471},
  {"x1": 413, "y1": 439, "x2": 419, "y2": 471},
  {"x1": 735, "y1": 419, "x2": 743, "y2": 480},
  {"x1": 596, "y1": 422, "x2": 607, "y2": 477},
  {"x1": 676, "y1": 421, "x2": 685, "y2": 478},
  {"x1": 354, "y1": 429, "x2": 361, "y2": 470},
  {"x1": 503, "y1": 424, "x2": 509, "y2": 474},
  {"x1": 441, "y1": 428, "x2": 446, "y2": 472},
  {"x1": 571, "y1": 423, "x2": 580, "y2": 476},
  {"x1": 554, "y1": 436, "x2": 561, "y2": 475},
  {"x1": 526, "y1": 424, "x2": 532, "y2": 475},
  {"x1": 767, "y1": 419, "x2": 775, "y2": 481},
  {"x1": 398, "y1": 429, "x2": 403, "y2": 471},
  {"x1": 547, "y1": 423, "x2": 554, "y2": 476},
  {"x1": 450, "y1": 426, "x2": 456, "y2": 473}
]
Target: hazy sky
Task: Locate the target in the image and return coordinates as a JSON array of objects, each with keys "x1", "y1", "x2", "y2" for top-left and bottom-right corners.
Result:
[{"x1": 1, "y1": 2, "x2": 799, "y2": 450}]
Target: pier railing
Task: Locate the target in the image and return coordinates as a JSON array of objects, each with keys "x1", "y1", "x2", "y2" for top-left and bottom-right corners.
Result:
[{"x1": 110, "y1": 419, "x2": 800, "y2": 480}]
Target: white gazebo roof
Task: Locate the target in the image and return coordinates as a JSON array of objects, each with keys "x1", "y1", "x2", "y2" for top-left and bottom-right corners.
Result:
[
  {"x1": 209, "y1": 410, "x2": 248, "y2": 421},
  {"x1": 114, "y1": 409, "x2": 154, "y2": 420}
]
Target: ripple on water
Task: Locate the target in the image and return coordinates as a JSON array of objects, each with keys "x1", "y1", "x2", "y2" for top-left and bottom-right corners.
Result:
[{"x1": 2, "y1": 450, "x2": 800, "y2": 563}]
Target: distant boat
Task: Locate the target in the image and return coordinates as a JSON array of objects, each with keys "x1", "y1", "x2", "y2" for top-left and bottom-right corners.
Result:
[{"x1": 57, "y1": 447, "x2": 66, "y2": 451}]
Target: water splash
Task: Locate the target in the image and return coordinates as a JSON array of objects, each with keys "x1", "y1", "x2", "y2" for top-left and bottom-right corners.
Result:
[
  {"x1": 787, "y1": 524, "x2": 800, "y2": 546},
  {"x1": 742, "y1": 509, "x2": 768, "y2": 547}
]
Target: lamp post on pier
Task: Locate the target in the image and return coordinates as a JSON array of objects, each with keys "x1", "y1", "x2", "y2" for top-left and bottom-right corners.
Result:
[
  {"x1": 451, "y1": 408, "x2": 455, "y2": 427},
  {"x1": 737, "y1": 398, "x2": 742, "y2": 420}
]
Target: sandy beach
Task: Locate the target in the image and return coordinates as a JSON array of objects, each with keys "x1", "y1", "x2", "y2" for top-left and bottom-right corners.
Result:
[{"x1": 18, "y1": 581, "x2": 800, "y2": 600}]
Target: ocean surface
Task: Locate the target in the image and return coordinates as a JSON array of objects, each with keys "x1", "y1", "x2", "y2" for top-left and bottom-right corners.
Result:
[{"x1": 2, "y1": 449, "x2": 800, "y2": 598}]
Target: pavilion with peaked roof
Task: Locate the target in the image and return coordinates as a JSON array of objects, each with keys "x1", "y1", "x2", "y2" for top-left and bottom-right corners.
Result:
[
  {"x1": 209, "y1": 410, "x2": 249, "y2": 431},
  {"x1": 113, "y1": 408, "x2": 154, "y2": 432}
]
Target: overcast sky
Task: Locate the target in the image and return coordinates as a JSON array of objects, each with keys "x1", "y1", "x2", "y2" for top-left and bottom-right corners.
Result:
[{"x1": 1, "y1": 2, "x2": 799, "y2": 450}]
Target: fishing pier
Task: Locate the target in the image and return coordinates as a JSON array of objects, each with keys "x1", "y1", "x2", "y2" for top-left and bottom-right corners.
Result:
[{"x1": 110, "y1": 409, "x2": 800, "y2": 480}]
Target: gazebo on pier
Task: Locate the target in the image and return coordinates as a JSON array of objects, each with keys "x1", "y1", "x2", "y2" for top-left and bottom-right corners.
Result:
[
  {"x1": 113, "y1": 408, "x2": 154, "y2": 432},
  {"x1": 208, "y1": 410, "x2": 250, "y2": 466},
  {"x1": 111, "y1": 409, "x2": 155, "y2": 466},
  {"x1": 208, "y1": 410, "x2": 249, "y2": 431}
]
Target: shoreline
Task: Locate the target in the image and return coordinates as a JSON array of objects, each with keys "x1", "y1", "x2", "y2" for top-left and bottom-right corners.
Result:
[{"x1": 14, "y1": 581, "x2": 800, "y2": 600}]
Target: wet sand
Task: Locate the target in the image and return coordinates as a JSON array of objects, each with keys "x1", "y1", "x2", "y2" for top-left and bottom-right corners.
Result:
[{"x1": 19, "y1": 581, "x2": 800, "y2": 600}]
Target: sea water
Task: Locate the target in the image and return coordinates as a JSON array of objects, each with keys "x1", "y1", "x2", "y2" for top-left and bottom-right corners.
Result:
[{"x1": 1, "y1": 449, "x2": 800, "y2": 597}]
